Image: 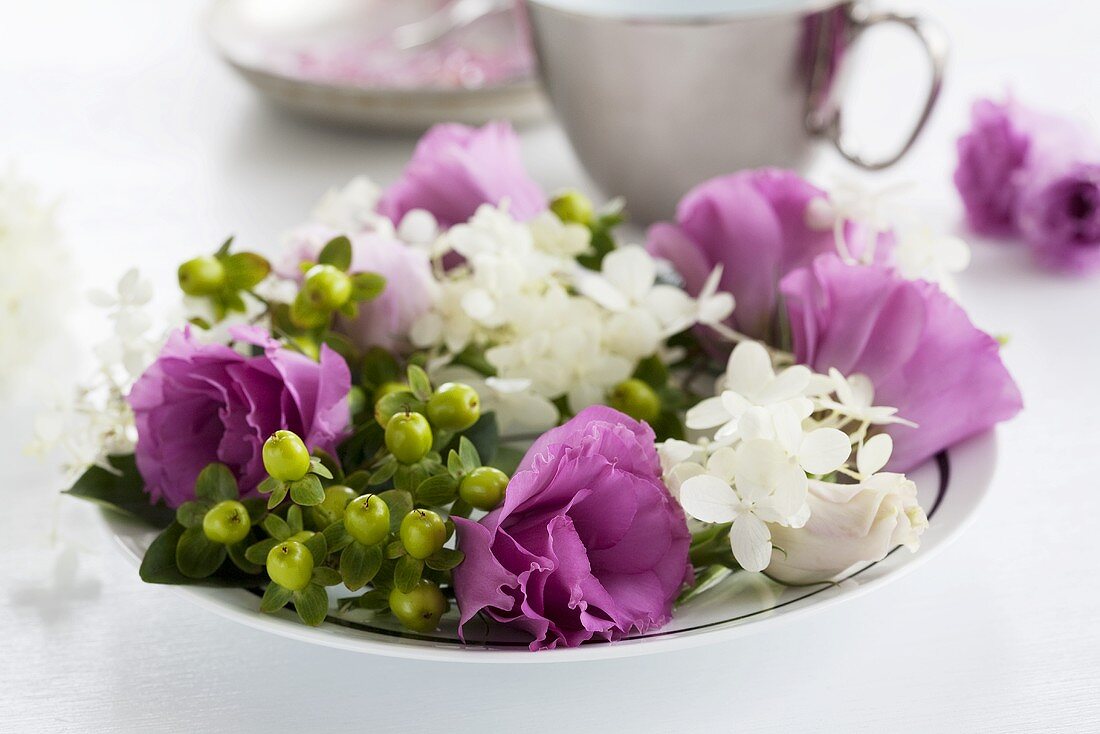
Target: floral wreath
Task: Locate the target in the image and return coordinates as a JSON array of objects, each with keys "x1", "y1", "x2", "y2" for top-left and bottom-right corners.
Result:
[{"x1": 47, "y1": 121, "x2": 1022, "y2": 651}]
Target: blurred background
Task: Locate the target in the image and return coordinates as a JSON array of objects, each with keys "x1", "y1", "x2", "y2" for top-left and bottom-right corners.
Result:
[{"x1": 1, "y1": 1, "x2": 1097, "y2": 731}]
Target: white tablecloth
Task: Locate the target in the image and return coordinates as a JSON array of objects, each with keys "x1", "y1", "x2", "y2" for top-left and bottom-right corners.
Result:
[{"x1": 2, "y1": 0, "x2": 1098, "y2": 731}]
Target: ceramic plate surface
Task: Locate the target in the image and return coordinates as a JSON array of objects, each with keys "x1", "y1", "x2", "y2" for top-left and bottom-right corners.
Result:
[
  {"x1": 206, "y1": 0, "x2": 548, "y2": 130},
  {"x1": 104, "y1": 430, "x2": 997, "y2": 663}
]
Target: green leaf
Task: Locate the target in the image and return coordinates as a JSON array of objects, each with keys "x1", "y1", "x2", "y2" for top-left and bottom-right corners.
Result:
[
  {"x1": 359, "y1": 347, "x2": 400, "y2": 389},
  {"x1": 260, "y1": 582, "x2": 294, "y2": 613},
  {"x1": 394, "y1": 555, "x2": 424, "y2": 593},
  {"x1": 343, "y1": 470, "x2": 371, "y2": 494},
  {"x1": 222, "y1": 252, "x2": 271, "y2": 290},
  {"x1": 262, "y1": 514, "x2": 292, "y2": 540},
  {"x1": 309, "y1": 454, "x2": 335, "y2": 480},
  {"x1": 425, "y1": 547, "x2": 465, "y2": 571},
  {"x1": 267, "y1": 481, "x2": 289, "y2": 509},
  {"x1": 341, "y1": 588, "x2": 390, "y2": 612},
  {"x1": 140, "y1": 523, "x2": 262, "y2": 588},
  {"x1": 377, "y1": 490, "x2": 413, "y2": 533},
  {"x1": 447, "y1": 449, "x2": 464, "y2": 478},
  {"x1": 448, "y1": 498, "x2": 473, "y2": 519},
  {"x1": 318, "y1": 236, "x2": 352, "y2": 271},
  {"x1": 368, "y1": 458, "x2": 398, "y2": 486},
  {"x1": 458, "y1": 436, "x2": 481, "y2": 472},
  {"x1": 214, "y1": 235, "x2": 234, "y2": 257},
  {"x1": 194, "y1": 463, "x2": 238, "y2": 503},
  {"x1": 286, "y1": 505, "x2": 304, "y2": 534},
  {"x1": 304, "y1": 532, "x2": 328, "y2": 560},
  {"x1": 632, "y1": 354, "x2": 669, "y2": 388},
  {"x1": 350, "y1": 272, "x2": 386, "y2": 302},
  {"x1": 64, "y1": 454, "x2": 174, "y2": 528},
  {"x1": 393, "y1": 462, "x2": 428, "y2": 493},
  {"x1": 293, "y1": 584, "x2": 330, "y2": 626},
  {"x1": 176, "y1": 500, "x2": 211, "y2": 529},
  {"x1": 322, "y1": 521, "x2": 352, "y2": 553},
  {"x1": 242, "y1": 498, "x2": 268, "y2": 522},
  {"x1": 227, "y1": 540, "x2": 263, "y2": 574},
  {"x1": 311, "y1": 567, "x2": 343, "y2": 587},
  {"x1": 340, "y1": 542, "x2": 383, "y2": 591},
  {"x1": 289, "y1": 475, "x2": 325, "y2": 506},
  {"x1": 490, "y1": 445, "x2": 525, "y2": 476},
  {"x1": 416, "y1": 474, "x2": 458, "y2": 506},
  {"x1": 175, "y1": 526, "x2": 228, "y2": 579},
  {"x1": 245, "y1": 537, "x2": 280, "y2": 565},
  {"x1": 407, "y1": 364, "x2": 432, "y2": 401},
  {"x1": 458, "y1": 413, "x2": 498, "y2": 465},
  {"x1": 384, "y1": 540, "x2": 407, "y2": 560},
  {"x1": 257, "y1": 476, "x2": 282, "y2": 496},
  {"x1": 338, "y1": 301, "x2": 359, "y2": 319}
]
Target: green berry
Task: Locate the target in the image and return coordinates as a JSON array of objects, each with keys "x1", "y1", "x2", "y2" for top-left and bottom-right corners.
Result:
[
  {"x1": 608, "y1": 378, "x2": 662, "y2": 423},
  {"x1": 347, "y1": 385, "x2": 367, "y2": 418},
  {"x1": 399, "y1": 509, "x2": 446, "y2": 560},
  {"x1": 177, "y1": 256, "x2": 226, "y2": 296},
  {"x1": 458, "y1": 467, "x2": 509, "y2": 511},
  {"x1": 426, "y1": 382, "x2": 481, "y2": 432},
  {"x1": 344, "y1": 494, "x2": 391, "y2": 546},
  {"x1": 374, "y1": 381, "x2": 409, "y2": 404},
  {"x1": 388, "y1": 580, "x2": 446, "y2": 633},
  {"x1": 290, "y1": 292, "x2": 330, "y2": 329},
  {"x1": 201, "y1": 500, "x2": 251, "y2": 545},
  {"x1": 385, "y1": 412, "x2": 433, "y2": 464},
  {"x1": 550, "y1": 189, "x2": 595, "y2": 225},
  {"x1": 309, "y1": 485, "x2": 357, "y2": 528},
  {"x1": 302, "y1": 264, "x2": 352, "y2": 310},
  {"x1": 266, "y1": 540, "x2": 314, "y2": 591},
  {"x1": 262, "y1": 430, "x2": 311, "y2": 482}
]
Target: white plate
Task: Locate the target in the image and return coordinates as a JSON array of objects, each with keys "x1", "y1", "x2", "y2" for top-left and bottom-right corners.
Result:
[
  {"x1": 104, "y1": 430, "x2": 997, "y2": 663},
  {"x1": 205, "y1": 0, "x2": 548, "y2": 130}
]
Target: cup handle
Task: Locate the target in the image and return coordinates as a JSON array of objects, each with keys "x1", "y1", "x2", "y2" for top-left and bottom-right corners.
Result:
[{"x1": 807, "y1": 4, "x2": 949, "y2": 171}]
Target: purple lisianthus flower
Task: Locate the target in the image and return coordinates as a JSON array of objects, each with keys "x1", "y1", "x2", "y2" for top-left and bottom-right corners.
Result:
[
  {"x1": 281, "y1": 224, "x2": 437, "y2": 353},
  {"x1": 781, "y1": 254, "x2": 1022, "y2": 472},
  {"x1": 1017, "y1": 162, "x2": 1100, "y2": 275},
  {"x1": 452, "y1": 406, "x2": 692, "y2": 651},
  {"x1": 377, "y1": 121, "x2": 546, "y2": 228},
  {"x1": 646, "y1": 168, "x2": 886, "y2": 343},
  {"x1": 954, "y1": 97, "x2": 1096, "y2": 236},
  {"x1": 129, "y1": 326, "x2": 351, "y2": 508}
]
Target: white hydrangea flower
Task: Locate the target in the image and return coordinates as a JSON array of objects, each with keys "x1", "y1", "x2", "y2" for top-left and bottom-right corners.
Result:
[
  {"x1": 678, "y1": 442, "x2": 811, "y2": 572},
  {"x1": 0, "y1": 170, "x2": 69, "y2": 394},
  {"x1": 892, "y1": 228, "x2": 971, "y2": 296},
  {"x1": 311, "y1": 175, "x2": 391, "y2": 235},
  {"x1": 816, "y1": 368, "x2": 917, "y2": 428},
  {"x1": 528, "y1": 211, "x2": 591, "y2": 258},
  {"x1": 666, "y1": 338, "x2": 926, "y2": 579},
  {"x1": 686, "y1": 341, "x2": 813, "y2": 443}
]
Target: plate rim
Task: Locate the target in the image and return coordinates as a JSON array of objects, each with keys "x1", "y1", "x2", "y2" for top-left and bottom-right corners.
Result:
[{"x1": 103, "y1": 430, "x2": 997, "y2": 663}]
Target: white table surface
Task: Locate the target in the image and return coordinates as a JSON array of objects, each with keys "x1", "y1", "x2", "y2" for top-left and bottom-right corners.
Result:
[{"x1": 2, "y1": 0, "x2": 1098, "y2": 731}]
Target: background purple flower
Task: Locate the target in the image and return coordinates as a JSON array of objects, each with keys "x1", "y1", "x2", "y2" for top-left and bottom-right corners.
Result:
[
  {"x1": 452, "y1": 406, "x2": 692, "y2": 651},
  {"x1": 646, "y1": 168, "x2": 886, "y2": 343},
  {"x1": 281, "y1": 223, "x2": 437, "y2": 353},
  {"x1": 781, "y1": 254, "x2": 1022, "y2": 472},
  {"x1": 954, "y1": 97, "x2": 1096, "y2": 236},
  {"x1": 129, "y1": 326, "x2": 350, "y2": 507},
  {"x1": 377, "y1": 121, "x2": 546, "y2": 228},
  {"x1": 1017, "y1": 162, "x2": 1100, "y2": 275}
]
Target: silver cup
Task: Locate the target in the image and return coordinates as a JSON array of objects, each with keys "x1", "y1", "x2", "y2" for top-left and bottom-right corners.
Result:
[{"x1": 524, "y1": 1, "x2": 948, "y2": 222}]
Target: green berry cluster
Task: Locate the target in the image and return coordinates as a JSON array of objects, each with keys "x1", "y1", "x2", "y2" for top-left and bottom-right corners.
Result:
[
  {"x1": 141, "y1": 362, "x2": 508, "y2": 632},
  {"x1": 177, "y1": 237, "x2": 271, "y2": 321},
  {"x1": 287, "y1": 236, "x2": 386, "y2": 331}
]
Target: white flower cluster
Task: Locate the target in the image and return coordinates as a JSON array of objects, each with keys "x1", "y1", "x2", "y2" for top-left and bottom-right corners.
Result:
[
  {"x1": 806, "y1": 178, "x2": 972, "y2": 295},
  {"x1": 407, "y1": 204, "x2": 734, "y2": 434},
  {"x1": 30, "y1": 269, "x2": 163, "y2": 475},
  {"x1": 0, "y1": 171, "x2": 67, "y2": 393},
  {"x1": 659, "y1": 341, "x2": 928, "y2": 579}
]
